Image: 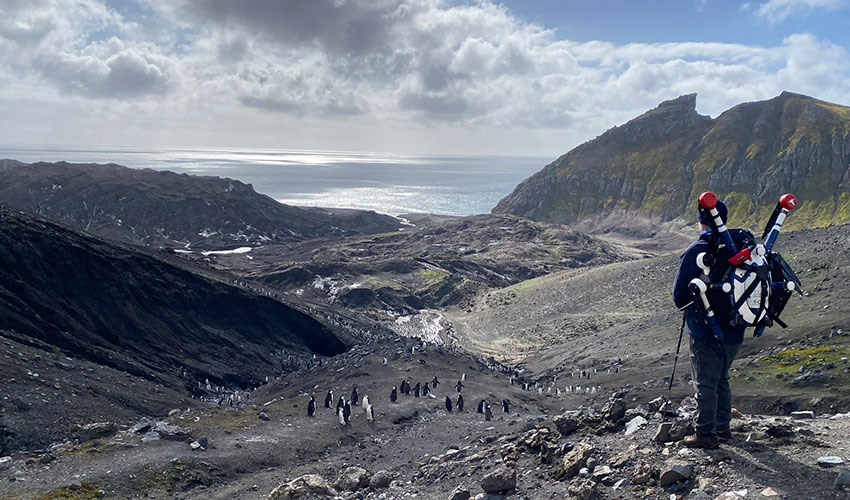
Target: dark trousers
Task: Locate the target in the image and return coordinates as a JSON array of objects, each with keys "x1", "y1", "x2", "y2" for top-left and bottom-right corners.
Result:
[{"x1": 689, "y1": 336, "x2": 740, "y2": 437}]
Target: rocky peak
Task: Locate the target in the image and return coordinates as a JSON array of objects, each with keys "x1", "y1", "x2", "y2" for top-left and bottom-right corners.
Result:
[{"x1": 494, "y1": 92, "x2": 850, "y2": 230}]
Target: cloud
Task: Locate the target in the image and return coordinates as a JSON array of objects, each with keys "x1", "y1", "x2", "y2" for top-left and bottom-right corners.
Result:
[
  {"x1": 750, "y1": 0, "x2": 845, "y2": 24},
  {"x1": 1, "y1": 0, "x2": 849, "y2": 154},
  {"x1": 0, "y1": 0, "x2": 178, "y2": 98}
]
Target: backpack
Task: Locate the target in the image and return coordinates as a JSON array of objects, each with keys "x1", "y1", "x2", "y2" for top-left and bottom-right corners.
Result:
[{"x1": 689, "y1": 192, "x2": 803, "y2": 339}]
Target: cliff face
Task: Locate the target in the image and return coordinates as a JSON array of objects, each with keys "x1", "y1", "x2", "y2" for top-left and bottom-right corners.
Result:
[
  {"x1": 493, "y1": 92, "x2": 850, "y2": 230},
  {"x1": 0, "y1": 161, "x2": 401, "y2": 248}
]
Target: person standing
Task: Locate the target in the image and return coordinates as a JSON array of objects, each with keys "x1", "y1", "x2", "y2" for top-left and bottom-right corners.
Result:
[{"x1": 673, "y1": 198, "x2": 749, "y2": 449}]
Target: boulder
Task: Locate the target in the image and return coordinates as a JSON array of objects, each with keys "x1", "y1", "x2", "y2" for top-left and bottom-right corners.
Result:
[
  {"x1": 659, "y1": 463, "x2": 693, "y2": 487},
  {"x1": 715, "y1": 490, "x2": 748, "y2": 499},
  {"x1": 480, "y1": 467, "x2": 516, "y2": 493},
  {"x1": 792, "y1": 371, "x2": 827, "y2": 386},
  {"x1": 141, "y1": 431, "x2": 160, "y2": 443},
  {"x1": 688, "y1": 490, "x2": 710, "y2": 499},
  {"x1": 152, "y1": 421, "x2": 191, "y2": 441},
  {"x1": 553, "y1": 415, "x2": 580, "y2": 436},
  {"x1": 648, "y1": 396, "x2": 666, "y2": 413},
  {"x1": 334, "y1": 466, "x2": 370, "y2": 492},
  {"x1": 765, "y1": 422, "x2": 794, "y2": 438},
  {"x1": 654, "y1": 422, "x2": 673, "y2": 443},
  {"x1": 518, "y1": 427, "x2": 550, "y2": 450},
  {"x1": 791, "y1": 410, "x2": 815, "y2": 419},
  {"x1": 448, "y1": 485, "x2": 471, "y2": 500},
  {"x1": 668, "y1": 420, "x2": 695, "y2": 441},
  {"x1": 612, "y1": 478, "x2": 629, "y2": 490},
  {"x1": 566, "y1": 478, "x2": 597, "y2": 500},
  {"x1": 760, "y1": 487, "x2": 786, "y2": 497},
  {"x1": 602, "y1": 398, "x2": 627, "y2": 423},
  {"x1": 72, "y1": 422, "x2": 118, "y2": 442},
  {"x1": 818, "y1": 456, "x2": 845, "y2": 468},
  {"x1": 130, "y1": 417, "x2": 153, "y2": 434},
  {"x1": 561, "y1": 442, "x2": 593, "y2": 478},
  {"x1": 369, "y1": 470, "x2": 392, "y2": 489},
  {"x1": 269, "y1": 474, "x2": 337, "y2": 499},
  {"x1": 624, "y1": 416, "x2": 647, "y2": 436},
  {"x1": 592, "y1": 465, "x2": 612, "y2": 480}
]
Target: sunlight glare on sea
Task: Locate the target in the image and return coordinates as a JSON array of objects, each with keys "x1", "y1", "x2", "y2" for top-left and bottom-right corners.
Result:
[{"x1": 0, "y1": 146, "x2": 547, "y2": 216}]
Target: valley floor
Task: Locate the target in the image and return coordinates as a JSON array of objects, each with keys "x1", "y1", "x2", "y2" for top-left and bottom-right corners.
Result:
[{"x1": 3, "y1": 339, "x2": 850, "y2": 500}]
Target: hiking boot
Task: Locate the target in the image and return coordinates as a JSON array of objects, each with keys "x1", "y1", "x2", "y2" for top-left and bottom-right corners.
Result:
[
  {"x1": 683, "y1": 434, "x2": 719, "y2": 449},
  {"x1": 717, "y1": 430, "x2": 734, "y2": 442}
]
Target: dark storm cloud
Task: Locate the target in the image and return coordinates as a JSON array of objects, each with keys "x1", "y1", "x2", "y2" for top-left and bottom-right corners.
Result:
[{"x1": 184, "y1": 0, "x2": 411, "y2": 56}]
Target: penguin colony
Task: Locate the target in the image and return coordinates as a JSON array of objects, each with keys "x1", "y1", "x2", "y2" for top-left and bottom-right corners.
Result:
[{"x1": 296, "y1": 344, "x2": 620, "y2": 428}]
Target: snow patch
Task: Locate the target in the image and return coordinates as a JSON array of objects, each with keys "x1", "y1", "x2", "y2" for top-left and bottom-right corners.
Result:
[{"x1": 201, "y1": 247, "x2": 253, "y2": 256}]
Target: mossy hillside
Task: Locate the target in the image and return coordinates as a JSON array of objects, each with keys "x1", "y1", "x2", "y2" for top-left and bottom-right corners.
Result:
[
  {"x1": 420, "y1": 268, "x2": 449, "y2": 286},
  {"x1": 496, "y1": 93, "x2": 850, "y2": 229},
  {"x1": 33, "y1": 482, "x2": 102, "y2": 500},
  {"x1": 135, "y1": 459, "x2": 222, "y2": 495}
]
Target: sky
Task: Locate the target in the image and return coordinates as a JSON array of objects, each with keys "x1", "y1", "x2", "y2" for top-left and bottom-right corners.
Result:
[{"x1": 1, "y1": 0, "x2": 849, "y2": 156}]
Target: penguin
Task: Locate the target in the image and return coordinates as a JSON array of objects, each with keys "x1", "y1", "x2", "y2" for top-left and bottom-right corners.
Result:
[
  {"x1": 422, "y1": 383, "x2": 430, "y2": 396},
  {"x1": 363, "y1": 395, "x2": 370, "y2": 410},
  {"x1": 445, "y1": 396, "x2": 453, "y2": 413},
  {"x1": 366, "y1": 404, "x2": 374, "y2": 422},
  {"x1": 484, "y1": 403, "x2": 493, "y2": 421},
  {"x1": 502, "y1": 399, "x2": 510, "y2": 413},
  {"x1": 338, "y1": 407, "x2": 345, "y2": 425},
  {"x1": 431, "y1": 376, "x2": 440, "y2": 387},
  {"x1": 390, "y1": 386, "x2": 398, "y2": 402},
  {"x1": 337, "y1": 395, "x2": 345, "y2": 411},
  {"x1": 343, "y1": 401, "x2": 351, "y2": 425},
  {"x1": 351, "y1": 386, "x2": 359, "y2": 406},
  {"x1": 325, "y1": 390, "x2": 333, "y2": 408},
  {"x1": 307, "y1": 395, "x2": 316, "y2": 417},
  {"x1": 477, "y1": 400, "x2": 485, "y2": 413},
  {"x1": 461, "y1": 373, "x2": 466, "y2": 382},
  {"x1": 456, "y1": 394, "x2": 464, "y2": 412},
  {"x1": 382, "y1": 357, "x2": 387, "y2": 366},
  {"x1": 455, "y1": 380, "x2": 465, "y2": 393},
  {"x1": 413, "y1": 382, "x2": 421, "y2": 397}
]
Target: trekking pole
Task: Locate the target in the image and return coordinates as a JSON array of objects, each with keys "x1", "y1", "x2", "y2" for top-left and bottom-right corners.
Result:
[{"x1": 662, "y1": 314, "x2": 687, "y2": 422}]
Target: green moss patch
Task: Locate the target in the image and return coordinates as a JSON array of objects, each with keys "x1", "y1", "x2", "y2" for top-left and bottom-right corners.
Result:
[
  {"x1": 34, "y1": 482, "x2": 102, "y2": 500},
  {"x1": 759, "y1": 345, "x2": 850, "y2": 374}
]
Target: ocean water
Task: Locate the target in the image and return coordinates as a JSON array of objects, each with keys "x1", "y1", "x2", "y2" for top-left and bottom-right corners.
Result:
[{"x1": 0, "y1": 146, "x2": 548, "y2": 216}]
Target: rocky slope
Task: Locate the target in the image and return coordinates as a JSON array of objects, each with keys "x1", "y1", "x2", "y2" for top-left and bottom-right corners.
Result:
[
  {"x1": 194, "y1": 214, "x2": 632, "y2": 317},
  {"x1": 494, "y1": 92, "x2": 850, "y2": 232},
  {"x1": 0, "y1": 206, "x2": 351, "y2": 452},
  {"x1": 3, "y1": 337, "x2": 850, "y2": 500},
  {"x1": 444, "y1": 222, "x2": 850, "y2": 417},
  {"x1": 0, "y1": 160, "x2": 401, "y2": 249}
]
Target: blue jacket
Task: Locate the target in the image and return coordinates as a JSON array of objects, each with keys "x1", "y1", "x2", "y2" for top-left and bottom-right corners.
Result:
[{"x1": 672, "y1": 228, "x2": 753, "y2": 345}]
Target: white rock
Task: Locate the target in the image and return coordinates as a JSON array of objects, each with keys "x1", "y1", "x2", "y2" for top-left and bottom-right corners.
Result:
[{"x1": 624, "y1": 416, "x2": 648, "y2": 436}]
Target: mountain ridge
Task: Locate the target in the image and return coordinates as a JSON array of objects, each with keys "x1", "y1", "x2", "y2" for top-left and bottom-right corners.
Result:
[
  {"x1": 493, "y1": 92, "x2": 850, "y2": 231},
  {"x1": 0, "y1": 160, "x2": 401, "y2": 249}
]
